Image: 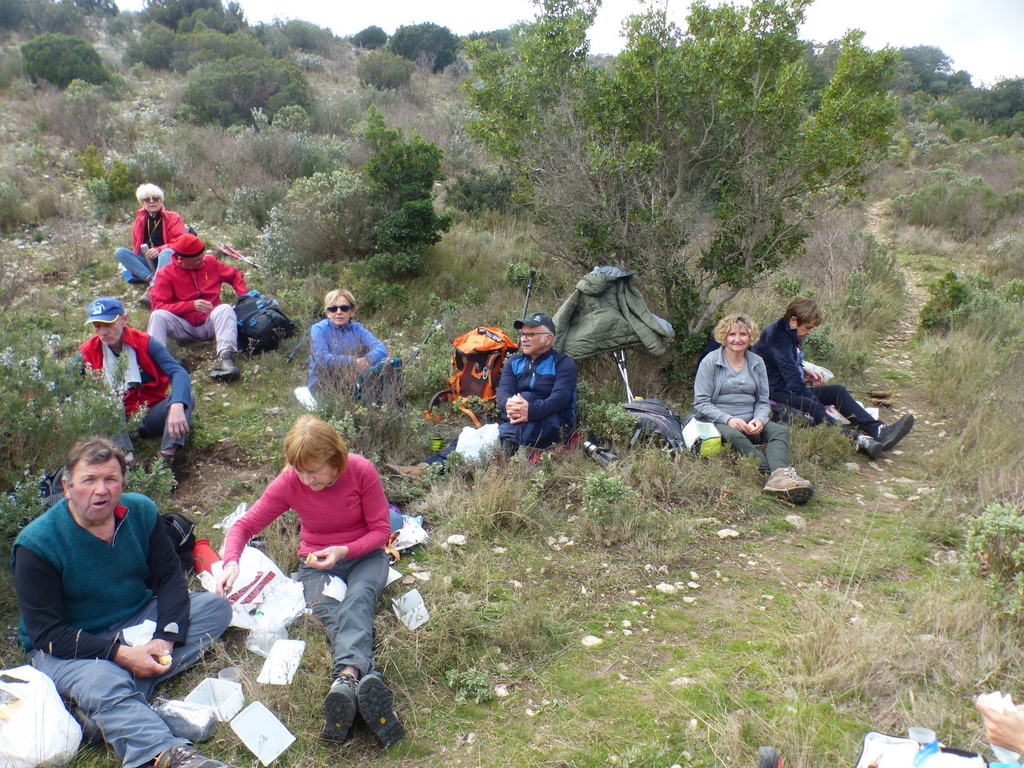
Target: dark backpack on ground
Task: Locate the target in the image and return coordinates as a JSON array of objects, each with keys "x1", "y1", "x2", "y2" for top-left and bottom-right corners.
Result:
[
  {"x1": 622, "y1": 398, "x2": 687, "y2": 453},
  {"x1": 235, "y1": 291, "x2": 295, "y2": 356},
  {"x1": 161, "y1": 512, "x2": 197, "y2": 576}
]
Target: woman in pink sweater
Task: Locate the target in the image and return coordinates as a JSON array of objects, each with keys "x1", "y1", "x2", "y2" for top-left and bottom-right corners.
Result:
[{"x1": 215, "y1": 415, "x2": 403, "y2": 747}]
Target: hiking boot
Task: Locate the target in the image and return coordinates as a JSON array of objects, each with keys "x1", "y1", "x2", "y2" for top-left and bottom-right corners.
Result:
[
  {"x1": 138, "y1": 289, "x2": 152, "y2": 310},
  {"x1": 385, "y1": 462, "x2": 428, "y2": 479},
  {"x1": 322, "y1": 672, "x2": 358, "y2": 742},
  {"x1": 356, "y1": 673, "x2": 405, "y2": 747},
  {"x1": 210, "y1": 350, "x2": 240, "y2": 382},
  {"x1": 762, "y1": 467, "x2": 814, "y2": 505},
  {"x1": 154, "y1": 745, "x2": 240, "y2": 768},
  {"x1": 855, "y1": 434, "x2": 883, "y2": 460},
  {"x1": 876, "y1": 413, "x2": 914, "y2": 451}
]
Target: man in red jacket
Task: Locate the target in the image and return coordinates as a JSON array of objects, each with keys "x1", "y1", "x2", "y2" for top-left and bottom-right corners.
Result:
[
  {"x1": 81, "y1": 297, "x2": 193, "y2": 460},
  {"x1": 147, "y1": 233, "x2": 246, "y2": 381}
]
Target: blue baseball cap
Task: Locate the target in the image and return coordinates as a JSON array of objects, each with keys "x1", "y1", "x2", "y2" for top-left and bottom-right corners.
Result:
[{"x1": 85, "y1": 297, "x2": 125, "y2": 324}]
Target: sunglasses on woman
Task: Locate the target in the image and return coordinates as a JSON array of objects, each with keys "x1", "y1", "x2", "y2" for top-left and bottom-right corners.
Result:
[{"x1": 326, "y1": 305, "x2": 353, "y2": 313}]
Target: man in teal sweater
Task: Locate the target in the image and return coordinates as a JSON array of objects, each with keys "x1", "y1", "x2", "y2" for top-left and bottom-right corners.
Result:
[{"x1": 11, "y1": 438, "x2": 235, "y2": 768}]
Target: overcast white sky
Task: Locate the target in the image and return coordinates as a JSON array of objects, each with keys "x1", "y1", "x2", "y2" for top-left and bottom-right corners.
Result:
[{"x1": 119, "y1": 0, "x2": 1024, "y2": 86}]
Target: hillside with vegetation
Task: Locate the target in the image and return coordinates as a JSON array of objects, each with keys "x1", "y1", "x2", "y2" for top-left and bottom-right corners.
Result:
[{"x1": 1, "y1": 0, "x2": 1024, "y2": 767}]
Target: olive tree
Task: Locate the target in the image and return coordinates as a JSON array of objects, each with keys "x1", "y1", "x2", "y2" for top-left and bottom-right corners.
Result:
[{"x1": 465, "y1": 0, "x2": 898, "y2": 343}]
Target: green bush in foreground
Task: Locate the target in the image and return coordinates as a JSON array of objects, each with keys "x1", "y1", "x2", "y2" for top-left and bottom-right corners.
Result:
[
  {"x1": 21, "y1": 33, "x2": 111, "y2": 89},
  {"x1": 965, "y1": 502, "x2": 1024, "y2": 619}
]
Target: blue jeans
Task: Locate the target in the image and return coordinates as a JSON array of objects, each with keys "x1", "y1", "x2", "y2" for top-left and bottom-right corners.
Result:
[
  {"x1": 298, "y1": 549, "x2": 389, "y2": 678},
  {"x1": 114, "y1": 247, "x2": 173, "y2": 282},
  {"x1": 30, "y1": 592, "x2": 231, "y2": 768}
]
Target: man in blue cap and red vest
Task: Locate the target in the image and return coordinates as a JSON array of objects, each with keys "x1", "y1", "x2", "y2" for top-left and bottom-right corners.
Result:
[{"x1": 80, "y1": 297, "x2": 193, "y2": 460}]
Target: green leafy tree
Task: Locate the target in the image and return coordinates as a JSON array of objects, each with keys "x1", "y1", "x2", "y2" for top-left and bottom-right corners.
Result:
[
  {"x1": 388, "y1": 22, "x2": 459, "y2": 73},
  {"x1": 356, "y1": 48, "x2": 413, "y2": 90},
  {"x1": 22, "y1": 32, "x2": 110, "y2": 88},
  {"x1": 180, "y1": 55, "x2": 309, "y2": 126},
  {"x1": 352, "y1": 24, "x2": 387, "y2": 50},
  {"x1": 361, "y1": 106, "x2": 450, "y2": 257},
  {"x1": 277, "y1": 19, "x2": 336, "y2": 53},
  {"x1": 466, "y1": 0, "x2": 897, "y2": 339}
]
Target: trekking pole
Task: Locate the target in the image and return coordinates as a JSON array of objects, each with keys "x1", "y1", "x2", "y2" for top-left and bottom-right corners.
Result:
[
  {"x1": 521, "y1": 269, "x2": 536, "y2": 318},
  {"x1": 406, "y1": 321, "x2": 442, "y2": 366},
  {"x1": 215, "y1": 243, "x2": 264, "y2": 272},
  {"x1": 286, "y1": 325, "x2": 311, "y2": 362}
]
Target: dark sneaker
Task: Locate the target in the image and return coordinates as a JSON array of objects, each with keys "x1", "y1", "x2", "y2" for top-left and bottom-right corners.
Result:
[
  {"x1": 323, "y1": 673, "x2": 358, "y2": 743},
  {"x1": 762, "y1": 467, "x2": 814, "y2": 505},
  {"x1": 855, "y1": 434, "x2": 883, "y2": 460},
  {"x1": 210, "y1": 350, "x2": 240, "y2": 382},
  {"x1": 356, "y1": 674, "x2": 405, "y2": 747},
  {"x1": 154, "y1": 745, "x2": 239, "y2": 768},
  {"x1": 877, "y1": 413, "x2": 914, "y2": 451}
]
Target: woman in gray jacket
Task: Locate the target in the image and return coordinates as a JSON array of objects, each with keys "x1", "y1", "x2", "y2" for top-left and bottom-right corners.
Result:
[{"x1": 693, "y1": 314, "x2": 813, "y2": 504}]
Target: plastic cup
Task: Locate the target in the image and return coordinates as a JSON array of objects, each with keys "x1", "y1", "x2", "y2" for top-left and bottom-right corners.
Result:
[{"x1": 908, "y1": 727, "x2": 936, "y2": 745}]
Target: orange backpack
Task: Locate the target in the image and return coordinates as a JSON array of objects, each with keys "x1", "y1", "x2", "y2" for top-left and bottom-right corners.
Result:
[{"x1": 426, "y1": 327, "x2": 518, "y2": 427}]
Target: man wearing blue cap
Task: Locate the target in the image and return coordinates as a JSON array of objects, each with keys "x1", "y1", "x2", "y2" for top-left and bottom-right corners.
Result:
[
  {"x1": 80, "y1": 297, "x2": 193, "y2": 460},
  {"x1": 497, "y1": 311, "x2": 578, "y2": 455}
]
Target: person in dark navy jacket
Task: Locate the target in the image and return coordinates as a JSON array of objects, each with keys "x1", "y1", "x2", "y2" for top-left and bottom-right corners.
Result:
[{"x1": 496, "y1": 312, "x2": 577, "y2": 454}]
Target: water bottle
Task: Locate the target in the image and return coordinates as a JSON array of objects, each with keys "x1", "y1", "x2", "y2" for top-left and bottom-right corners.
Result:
[{"x1": 908, "y1": 728, "x2": 938, "y2": 768}]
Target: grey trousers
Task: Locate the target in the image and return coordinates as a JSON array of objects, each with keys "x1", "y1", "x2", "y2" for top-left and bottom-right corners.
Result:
[
  {"x1": 298, "y1": 548, "x2": 389, "y2": 678},
  {"x1": 31, "y1": 592, "x2": 232, "y2": 768},
  {"x1": 146, "y1": 303, "x2": 239, "y2": 355},
  {"x1": 717, "y1": 420, "x2": 791, "y2": 473}
]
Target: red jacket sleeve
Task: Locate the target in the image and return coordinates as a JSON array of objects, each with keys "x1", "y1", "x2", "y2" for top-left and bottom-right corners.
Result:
[
  {"x1": 157, "y1": 210, "x2": 187, "y2": 250},
  {"x1": 130, "y1": 209, "x2": 146, "y2": 253}
]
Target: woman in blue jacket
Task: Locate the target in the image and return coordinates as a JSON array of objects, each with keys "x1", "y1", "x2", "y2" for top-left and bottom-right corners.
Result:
[{"x1": 308, "y1": 290, "x2": 388, "y2": 394}]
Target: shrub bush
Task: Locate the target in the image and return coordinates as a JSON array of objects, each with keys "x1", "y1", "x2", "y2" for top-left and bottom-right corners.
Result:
[
  {"x1": 124, "y1": 22, "x2": 179, "y2": 69},
  {"x1": 890, "y1": 171, "x2": 1008, "y2": 240},
  {"x1": 0, "y1": 0, "x2": 26, "y2": 30},
  {"x1": 277, "y1": 19, "x2": 337, "y2": 54},
  {"x1": 21, "y1": 33, "x2": 110, "y2": 88},
  {"x1": 180, "y1": 56, "x2": 309, "y2": 126},
  {"x1": 260, "y1": 168, "x2": 373, "y2": 273},
  {"x1": 0, "y1": 324, "x2": 133, "y2": 495},
  {"x1": 0, "y1": 172, "x2": 29, "y2": 233},
  {"x1": 0, "y1": 49, "x2": 22, "y2": 91},
  {"x1": 965, "y1": 502, "x2": 1024, "y2": 619},
  {"x1": 388, "y1": 22, "x2": 459, "y2": 73},
  {"x1": 352, "y1": 25, "x2": 387, "y2": 50},
  {"x1": 173, "y1": 28, "x2": 270, "y2": 73},
  {"x1": 920, "y1": 271, "x2": 973, "y2": 333},
  {"x1": 57, "y1": 78, "x2": 116, "y2": 148},
  {"x1": 356, "y1": 49, "x2": 413, "y2": 91},
  {"x1": 446, "y1": 169, "x2": 516, "y2": 213}
]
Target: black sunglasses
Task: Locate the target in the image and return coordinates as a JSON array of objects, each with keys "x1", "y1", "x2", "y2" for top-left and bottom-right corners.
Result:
[{"x1": 326, "y1": 304, "x2": 353, "y2": 313}]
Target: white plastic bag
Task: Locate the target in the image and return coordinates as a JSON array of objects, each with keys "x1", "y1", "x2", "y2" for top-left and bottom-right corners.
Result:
[
  {"x1": 200, "y1": 546, "x2": 305, "y2": 631},
  {"x1": 454, "y1": 423, "x2": 500, "y2": 461},
  {"x1": 0, "y1": 664, "x2": 82, "y2": 768}
]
